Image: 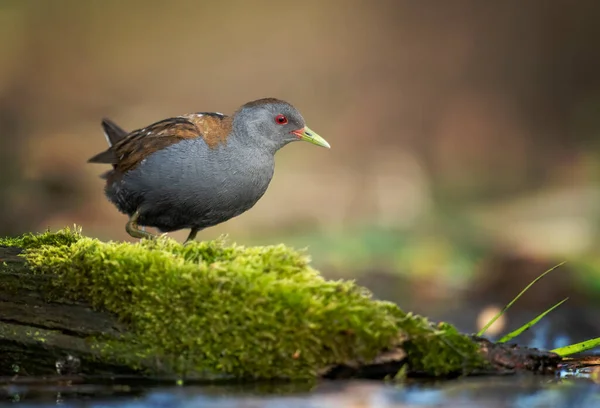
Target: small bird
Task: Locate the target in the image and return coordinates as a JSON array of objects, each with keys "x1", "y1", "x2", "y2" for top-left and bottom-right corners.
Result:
[{"x1": 88, "y1": 98, "x2": 330, "y2": 242}]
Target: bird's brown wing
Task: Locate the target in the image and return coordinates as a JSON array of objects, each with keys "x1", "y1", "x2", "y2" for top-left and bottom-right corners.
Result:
[
  {"x1": 88, "y1": 117, "x2": 202, "y2": 174},
  {"x1": 88, "y1": 113, "x2": 233, "y2": 175}
]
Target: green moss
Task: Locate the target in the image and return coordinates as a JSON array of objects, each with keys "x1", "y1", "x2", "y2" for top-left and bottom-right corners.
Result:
[
  {"x1": 0, "y1": 225, "x2": 83, "y2": 249},
  {"x1": 401, "y1": 319, "x2": 486, "y2": 376},
  {"x1": 1, "y1": 227, "x2": 488, "y2": 379},
  {"x1": 0, "y1": 322, "x2": 57, "y2": 346}
]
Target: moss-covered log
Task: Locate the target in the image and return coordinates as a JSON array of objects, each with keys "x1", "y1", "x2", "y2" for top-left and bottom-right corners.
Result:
[{"x1": 0, "y1": 228, "x2": 559, "y2": 380}]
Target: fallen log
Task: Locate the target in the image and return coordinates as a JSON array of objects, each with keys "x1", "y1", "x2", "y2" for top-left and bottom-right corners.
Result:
[{"x1": 0, "y1": 227, "x2": 561, "y2": 381}]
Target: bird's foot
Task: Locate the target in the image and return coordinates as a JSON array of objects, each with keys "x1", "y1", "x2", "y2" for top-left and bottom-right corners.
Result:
[
  {"x1": 126, "y1": 210, "x2": 156, "y2": 240},
  {"x1": 183, "y1": 228, "x2": 200, "y2": 244}
]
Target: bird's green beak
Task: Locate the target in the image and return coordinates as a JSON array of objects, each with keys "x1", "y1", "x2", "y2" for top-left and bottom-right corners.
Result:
[{"x1": 292, "y1": 126, "x2": 331, "y2": 149}]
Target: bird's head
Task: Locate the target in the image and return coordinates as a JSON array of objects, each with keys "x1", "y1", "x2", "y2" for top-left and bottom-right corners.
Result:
[{"x1": 233, "y1": 98, "x2": 330, "y2": 152}]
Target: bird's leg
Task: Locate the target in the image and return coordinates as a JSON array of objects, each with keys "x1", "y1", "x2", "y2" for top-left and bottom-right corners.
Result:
[
  {"x1": 184, "y1": 228, "x2": 199, "y2": 244},
  {"x1": 125, "y1": 210, "x2": 156, "y2": 240}
]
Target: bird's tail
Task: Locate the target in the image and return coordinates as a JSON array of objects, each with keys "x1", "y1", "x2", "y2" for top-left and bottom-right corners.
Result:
[
  {"x1": 101, "y1": 118, "x2": 128, "y2": 146},
  {"x1": 87, "y1": 118, "x2": 128, "y2": 172}
]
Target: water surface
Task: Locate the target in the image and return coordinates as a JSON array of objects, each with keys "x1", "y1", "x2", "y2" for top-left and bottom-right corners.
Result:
[{"x1": 3, "y1": 375, "x2": 599, "y2": 407}]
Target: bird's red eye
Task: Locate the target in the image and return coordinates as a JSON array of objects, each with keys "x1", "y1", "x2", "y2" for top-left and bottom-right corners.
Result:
[{"x1": 275, "y1": 114, "x2": 288, "y2": 125}]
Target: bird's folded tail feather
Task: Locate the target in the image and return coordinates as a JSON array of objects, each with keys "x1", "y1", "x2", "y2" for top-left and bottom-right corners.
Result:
[
  {"x1": 87, "y1": 118, "x2": 128, "y2": 165},
  {"x1": 87, "y1": 149, "x2": 118, "y2": 164},
  {"x1": 102, "y1": 118, "x2": 128, "y2": 146}
]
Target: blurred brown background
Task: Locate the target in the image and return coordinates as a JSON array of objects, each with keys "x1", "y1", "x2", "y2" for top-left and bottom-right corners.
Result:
[{"x1": 1, "y1": 0, "x2": 600, "y2": 346}]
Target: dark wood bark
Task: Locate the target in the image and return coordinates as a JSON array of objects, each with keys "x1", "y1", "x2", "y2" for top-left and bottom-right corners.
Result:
[{"x1": 0, "y1": 246, "x2": 136, "y2": 377}]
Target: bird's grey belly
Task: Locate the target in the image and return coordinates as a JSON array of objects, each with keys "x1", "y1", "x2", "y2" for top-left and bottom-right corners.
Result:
[{"x1": 107, "y1": 139, "x2": 274, "y2": 231}]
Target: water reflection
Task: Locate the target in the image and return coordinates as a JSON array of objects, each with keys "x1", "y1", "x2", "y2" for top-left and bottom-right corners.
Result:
[{"x1": 2, "y1": 376, "x2": 600, "y2": 408}]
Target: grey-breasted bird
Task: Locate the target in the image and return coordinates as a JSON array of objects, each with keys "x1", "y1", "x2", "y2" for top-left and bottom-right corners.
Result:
[{"x1": 88, "y1": 98, "x2": 330, "y2": 242}]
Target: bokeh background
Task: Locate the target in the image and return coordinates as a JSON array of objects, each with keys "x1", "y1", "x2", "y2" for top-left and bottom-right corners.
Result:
[{"x1": 1, "y1": 0, "x2": 600, "y2": 348}]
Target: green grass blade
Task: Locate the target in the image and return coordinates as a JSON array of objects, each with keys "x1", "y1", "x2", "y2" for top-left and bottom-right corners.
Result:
[
  {"x1": 551, "y1": 337, "x2": 600, "y2": 356},
  {"x1": 497, "y1": 297, "x2": 568, "y2": 343},
  {"x1": 477, "y1": 261, "x2": 566, "y2": 337}
]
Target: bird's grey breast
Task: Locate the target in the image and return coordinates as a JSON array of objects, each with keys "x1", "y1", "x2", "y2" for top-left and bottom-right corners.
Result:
[{"x1": 124, "y1": 137, "x2": 275, "y2": 223}]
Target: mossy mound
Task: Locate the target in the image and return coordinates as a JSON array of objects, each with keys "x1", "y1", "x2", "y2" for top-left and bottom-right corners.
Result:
[{"x1": 0, "y1": 227, "x2": 488, "y2": 379}]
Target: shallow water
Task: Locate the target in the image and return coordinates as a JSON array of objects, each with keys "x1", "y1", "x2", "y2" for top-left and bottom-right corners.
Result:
[{"x1": 2, "y1": 375, "x2": 599, "y2": 408}]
